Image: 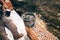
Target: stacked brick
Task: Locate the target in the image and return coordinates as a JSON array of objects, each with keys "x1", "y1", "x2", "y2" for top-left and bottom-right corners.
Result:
[{"x1": 32, "y1": 26, "x2": 58, "y2": 40}]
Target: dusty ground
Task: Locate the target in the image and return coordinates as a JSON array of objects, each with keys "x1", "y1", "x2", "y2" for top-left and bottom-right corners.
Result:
[{"x1": 47, "y1": 26, "x2": 60, "y2": 40}]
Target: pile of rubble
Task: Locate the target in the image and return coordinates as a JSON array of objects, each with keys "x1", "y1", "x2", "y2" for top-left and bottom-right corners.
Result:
[{"x1": 26, "y1": 15, "x2": 59, "y2": 40}]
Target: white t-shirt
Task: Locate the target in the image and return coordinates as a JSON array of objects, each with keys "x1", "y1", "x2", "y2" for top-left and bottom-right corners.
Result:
[{"x1": 4, "y1": 10, "x2": 27, "y2": 40}]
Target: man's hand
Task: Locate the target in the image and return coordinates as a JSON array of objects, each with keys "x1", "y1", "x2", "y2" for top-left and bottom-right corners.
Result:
[{"x1": 1, "y1": 0, "x2": 13, "y2": 10}]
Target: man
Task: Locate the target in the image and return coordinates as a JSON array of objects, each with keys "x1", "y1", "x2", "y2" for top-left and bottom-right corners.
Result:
[
  {"x1": 1, "y1": 0, "x2": 27, "y2": 40},
  {"x1": 0, "y1": 2, "x2": 9, "y2": 40}
]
